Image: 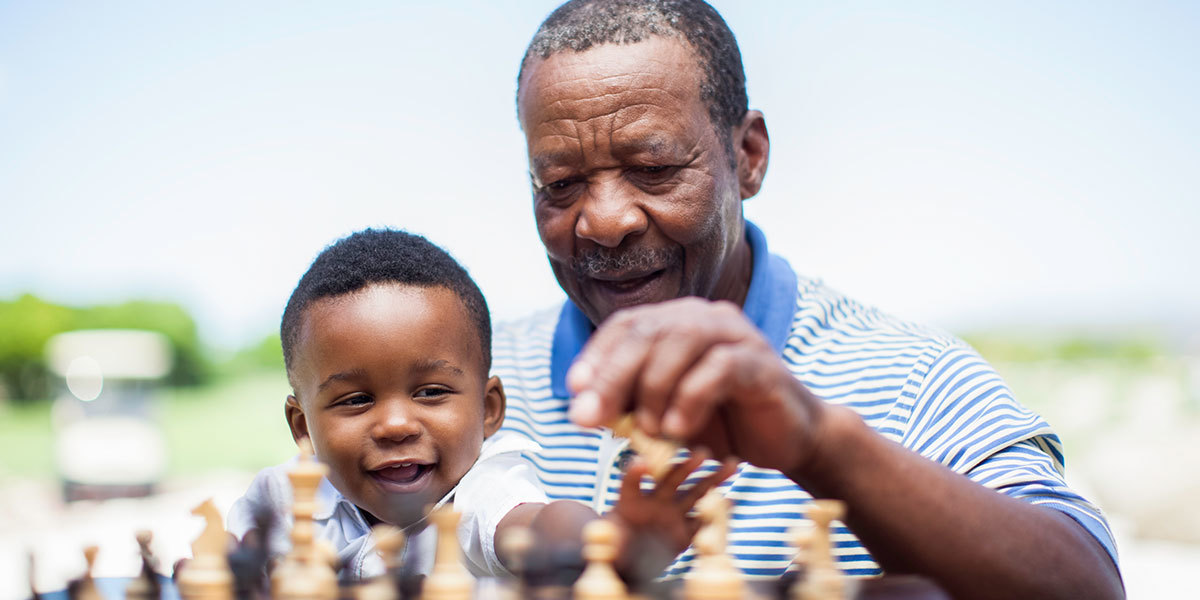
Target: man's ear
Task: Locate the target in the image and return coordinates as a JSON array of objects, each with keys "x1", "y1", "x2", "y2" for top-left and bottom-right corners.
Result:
[
  {"x1": 734, "y1": 110, "x2": 770, "y2": 200},
  {"x1": 482, "y1": 376, "x2": 507, "y2": 438},
  {"x1": 285, "y1": 395, "x2": 310, "y2": 445}
]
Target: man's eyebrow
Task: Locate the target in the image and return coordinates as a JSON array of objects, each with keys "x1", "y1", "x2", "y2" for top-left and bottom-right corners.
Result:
[
  {"x1": 317, "y1": 368, "x2": 367, "y2": 392},
  {"x1": 614, "y1": 136, "x2": 678, "y2": 158},
  {"x1": 412, "y1": 359, "x2": 465, "y2": 377},
  {"x1": 531, "y1": 150, "x2": 578, "y2": 173}
]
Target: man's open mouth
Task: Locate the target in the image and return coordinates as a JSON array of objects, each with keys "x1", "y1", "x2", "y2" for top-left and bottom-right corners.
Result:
[{"x1": 596, "y1": 270, "x2": 663, "y2": 291}]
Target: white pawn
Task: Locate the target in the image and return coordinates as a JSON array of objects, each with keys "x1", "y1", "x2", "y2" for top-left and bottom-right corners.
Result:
[
  {"x1": 795, "y1": 500, "x2": 848, "y2": 600},
  {"x1": 422, "y1": 505, "x2": 474, "y2": 600},
  {"x1": 683, "y1": 490, "x2": 745, "y2": 600},
  {"x1": 574, "y1": 519, "x2": 627, "y2": 600},
  {"x1": 356, "y1": 525, "x2": 405, "y2": 600}
]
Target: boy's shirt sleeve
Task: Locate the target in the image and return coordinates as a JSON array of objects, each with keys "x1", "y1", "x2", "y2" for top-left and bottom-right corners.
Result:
[
  {"x1": 226, "y1": 463, "x2": 295, "y2": 559},
  {"x1": 453, "y1": 430, "x2": 550, "y2": 576}
]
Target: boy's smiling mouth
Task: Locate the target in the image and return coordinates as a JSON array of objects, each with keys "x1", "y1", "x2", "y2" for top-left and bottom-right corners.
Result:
[{"x1": 369, "y1": 460, "x2": 435, "y2": 494}]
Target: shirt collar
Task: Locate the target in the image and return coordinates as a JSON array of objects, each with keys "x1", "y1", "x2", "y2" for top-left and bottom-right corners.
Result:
[{"x1": 550, "y1": 221, "x2": 798, "y2": 398}]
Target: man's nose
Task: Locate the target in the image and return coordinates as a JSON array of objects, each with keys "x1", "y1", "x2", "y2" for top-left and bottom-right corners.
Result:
[
  {"x1": 371, "y1": 400, "x2": 421, "y2": 443},
  {"x1": 575, "y1": 177, "x2": 648, "y2": 248}
]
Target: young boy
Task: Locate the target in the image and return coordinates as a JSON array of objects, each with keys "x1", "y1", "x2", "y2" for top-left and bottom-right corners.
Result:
[{"x1": 227, "y1": 228, "x2": 732, "y2": 580}]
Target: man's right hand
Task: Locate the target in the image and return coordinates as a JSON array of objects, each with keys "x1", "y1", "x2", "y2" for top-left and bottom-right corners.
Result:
[{"x1": 565, "y1": 297, "x2": 835, "y2": 484}]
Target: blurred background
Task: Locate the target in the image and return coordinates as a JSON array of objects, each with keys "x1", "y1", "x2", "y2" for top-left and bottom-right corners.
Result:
[{"x1": 1, "y1": 1, "x2": 1197, "y2": 598}]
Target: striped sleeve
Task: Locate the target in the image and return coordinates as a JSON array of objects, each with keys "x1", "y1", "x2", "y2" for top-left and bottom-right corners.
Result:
[
  {"x1": 902, "y1": 344, "x2": 1118, "y2": 565},
  {"x1": 902, "y1": 344, "x2": 1051, "y2": 473},
  {"x1": 967, "y1": 437, "x2": 1118, "y2": 564}
]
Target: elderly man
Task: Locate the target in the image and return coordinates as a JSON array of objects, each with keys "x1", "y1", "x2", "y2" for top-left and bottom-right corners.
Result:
[{"x1": 494, "y1": 0, "x2": 1122, "y2": 597}]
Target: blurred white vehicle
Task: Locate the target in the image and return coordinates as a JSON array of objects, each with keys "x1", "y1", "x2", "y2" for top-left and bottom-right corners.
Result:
[{"x1": 44, "y1": 330, "x2": 171, "y2": 501}]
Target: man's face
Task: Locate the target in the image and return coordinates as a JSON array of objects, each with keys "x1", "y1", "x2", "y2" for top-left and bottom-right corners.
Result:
[
  {"x1": 518, "y1": 37, "x2": 750, "y2": 325},
  {"x1": 285, "y1": 283, "x2": 504, "y2": 527}
]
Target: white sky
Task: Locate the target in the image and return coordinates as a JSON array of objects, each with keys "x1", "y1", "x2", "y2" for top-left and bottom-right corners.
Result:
[{"x1": 1, "y1": 1, "x2": 1197, "y2": 349}]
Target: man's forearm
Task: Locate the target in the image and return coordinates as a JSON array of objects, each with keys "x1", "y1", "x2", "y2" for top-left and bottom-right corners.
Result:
[{"x1": 792, "y1": 406, "x2": 1123, "y2": 600}]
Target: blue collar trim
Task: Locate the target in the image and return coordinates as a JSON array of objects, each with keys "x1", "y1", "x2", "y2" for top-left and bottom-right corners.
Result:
[{"x1": 550, "y1": 221, "x2": 798, "y2": 398}]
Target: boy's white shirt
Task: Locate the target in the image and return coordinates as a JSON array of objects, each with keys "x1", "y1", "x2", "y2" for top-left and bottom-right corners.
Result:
[{"x1": 226, "y1": 430, "x2": 548, "y2": 579}]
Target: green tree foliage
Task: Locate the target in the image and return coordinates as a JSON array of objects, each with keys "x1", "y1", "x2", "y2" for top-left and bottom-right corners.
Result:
[
  {"x1": 220, "y1": 332, "x2": 284, "y2": 377},
  {"x1": 0, "y1": 294, "x2": 211, "y2": 401}
]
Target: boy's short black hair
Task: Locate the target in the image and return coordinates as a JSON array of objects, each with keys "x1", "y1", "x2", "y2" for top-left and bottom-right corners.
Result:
[{"x1": 280, "y1": 228, "x2": 491, "y2": 377}]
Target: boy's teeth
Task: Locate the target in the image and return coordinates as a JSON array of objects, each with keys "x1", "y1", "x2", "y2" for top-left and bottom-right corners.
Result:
[{"x1": 379, "y1": 464, "x2": 421, "y2": 482}]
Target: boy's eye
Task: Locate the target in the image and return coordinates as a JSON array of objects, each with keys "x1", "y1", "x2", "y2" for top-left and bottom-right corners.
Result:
[
  {"x1": 336, "y1": 394, "x2": 373, "y2": 407},
  {"x1": 414, "y1": 387, "x2": 451, "y2": 402}
]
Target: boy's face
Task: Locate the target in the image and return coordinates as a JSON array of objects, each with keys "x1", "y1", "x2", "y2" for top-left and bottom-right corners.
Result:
[{"x1": 284, "y1": 283, "x2": 504, "y2": 527}]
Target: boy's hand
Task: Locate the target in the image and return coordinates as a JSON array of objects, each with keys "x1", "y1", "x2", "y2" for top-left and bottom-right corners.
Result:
[{"x1": 607, "y1": 451, "x2": 737, "y2": 581}]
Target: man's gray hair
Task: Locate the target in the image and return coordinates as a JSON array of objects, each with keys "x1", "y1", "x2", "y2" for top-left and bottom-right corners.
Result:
[{"x1": 517, "y1": 0, "x2": 749, "y2": 146}]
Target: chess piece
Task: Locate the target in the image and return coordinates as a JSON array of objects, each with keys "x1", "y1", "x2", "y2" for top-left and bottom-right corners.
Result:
[
  {"x1": 794, "y1": 500, "x2": 848, "y2": 600},
  {"x1": 573, "y1": 519, "x2": 627, "y2": 600},
  {"x1": 67, "y1": 546, "x2": 103, "y2": 600},
  {"x1": 496, "y1": 526, "x2": 534, "y2": 600},
  {"x1": 177, "y1": 499, "x2": 234, "y2": 600},
  {"x1": 422, "y1": 505, "x2": 474, "y2": 600},
  {"x1": 27, "y1": 552, "x2": 41, "y2": 600},
  {"x1": 782, "y1": 525, "x2": 813, "y2": 600},
  {"x1": 227, "y1": 508, "x2": 272, "y2": 600},
  {"x1": 125, "y1": 530, "x2": 162, "y2": 600},
  {"x1": 355, "y1": 525, "x2": 405, "y2": 600},
  {"x1": 683, "y1": 490, "x2": 744, "y2": 600},
  {"x1": 272, "y1": 440, "x2": 338, "y2": 600},
  {"x1": 611, "y1": 415, "x2": 679, "y2": 480}
]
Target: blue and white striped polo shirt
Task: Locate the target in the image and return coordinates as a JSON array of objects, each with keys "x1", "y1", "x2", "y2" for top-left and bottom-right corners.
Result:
[{"x1": 493, "y1": 221, "x2": 1117, "y2": 578}]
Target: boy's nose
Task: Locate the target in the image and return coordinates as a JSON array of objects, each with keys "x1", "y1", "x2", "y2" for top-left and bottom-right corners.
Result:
[{"x1": 371, "y1": 402, "x2": 421, "y2": 443}]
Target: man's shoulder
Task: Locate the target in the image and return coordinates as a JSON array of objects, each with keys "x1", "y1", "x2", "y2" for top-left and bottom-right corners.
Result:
[
  {"x1": 788, "y1": 276, "x2": 960, "y2": 354},
  {"x1": 493, "y1": 304, "x2": 562, "y2": 343}
]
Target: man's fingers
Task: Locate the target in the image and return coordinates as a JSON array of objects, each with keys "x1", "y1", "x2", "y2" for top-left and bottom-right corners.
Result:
[
  {"x1": 632, "y1": 324, "x2": 717, "y2": 436},
  {"x1": 567, "y1": 315, "x2": 654, "y2": 427},
  {"x1": 660, "y1": 343, "x2": 747, "y2": 439}
]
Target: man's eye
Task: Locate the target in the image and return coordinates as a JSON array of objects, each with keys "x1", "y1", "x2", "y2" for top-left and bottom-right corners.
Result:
[{"x1": 631, "y1": 165, "x2": 676, "y2": 184}]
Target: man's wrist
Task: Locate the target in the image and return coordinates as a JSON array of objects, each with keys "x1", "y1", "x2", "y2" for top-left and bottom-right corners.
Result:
[{"x1": 786, "y1": 403, "x2": 866, "y2": 496}]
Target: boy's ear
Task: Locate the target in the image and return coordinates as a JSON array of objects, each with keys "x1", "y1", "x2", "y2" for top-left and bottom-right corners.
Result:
[
  {"x1": 482, "y1": 376, "x2": 506, "y2": 438},
  {"x1": 285, "y1": 395, "x2": 310, "y2": 445}
]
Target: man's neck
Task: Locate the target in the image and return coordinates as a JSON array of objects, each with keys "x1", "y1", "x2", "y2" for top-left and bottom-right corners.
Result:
[{"x1": 709, "y1": 233, "x2": 754, "y2": 308}]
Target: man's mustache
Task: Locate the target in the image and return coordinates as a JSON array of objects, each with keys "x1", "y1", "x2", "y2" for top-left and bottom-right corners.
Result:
[{"x1": 569, "y1": 246, "x2": 682, "y2": 278}]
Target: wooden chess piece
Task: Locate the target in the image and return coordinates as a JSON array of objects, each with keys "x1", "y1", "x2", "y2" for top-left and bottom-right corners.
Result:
[
  {"x1": 794, "y1": 500, "x2": 848, "y2": 600},
  {"x1": 611, "y1": 415, "x2": 678, "y2": 480},
  {"x1": 784, "y1": 525, "x2": 812, "y2": 600},
  {"x1": 355, "y1": 525, "x2": 405, "y2": 600},
  {"x1": 125, "y1": 530, "x2": 162, "y2": 600},
  {"x1": 68, "y1": 545, "x2": 103, "y2": 600},
  {"x1": 573, "y1": 519, "x2": 627, "y2": 600},
  {"x1": 27, "y1": 552, "x2": 42, "y2": 600},
  {"x1": 421, "y1": 505, "x2": 474, "y2": 600},
  {"x1": 496, "y1": 526, "x2": 534, "y2": 600},
  {"x1": 683, "y1": 490, "x2": 745, "y2": 600},
  {"x1": 176, "y1": 499, "x2": 234, "y2": 600},
  {"x1": 272, "y1": 439, "x2": 338, "y2": 600}
]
